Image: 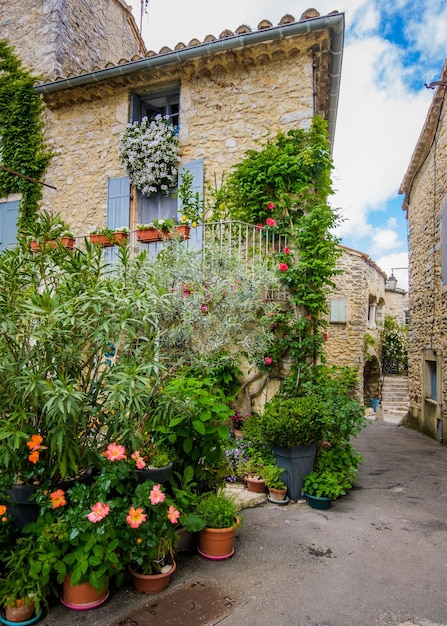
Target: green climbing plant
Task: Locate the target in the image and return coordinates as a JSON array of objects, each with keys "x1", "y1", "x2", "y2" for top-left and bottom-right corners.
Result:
[
  {"x1": 0, "y1": 40, "x2": 52, "y2": 229},
  {"x1": 217, "y1": 116, "x2": 341, "y2": 391}
]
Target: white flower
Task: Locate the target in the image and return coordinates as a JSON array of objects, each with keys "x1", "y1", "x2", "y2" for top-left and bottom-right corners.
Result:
[{"x1": 118, "y1": 115, "x2": 180, "y2": 196}]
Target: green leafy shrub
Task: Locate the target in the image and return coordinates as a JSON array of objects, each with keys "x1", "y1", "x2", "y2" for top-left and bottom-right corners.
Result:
[
  {"x1": 196, "y1": 490, "x2": 239, "y2": 529},
  {"x1": 303, "y1": 444, "x2": 363, "y2": 499},
  {"x1": 257, "y1": 395, "x2": 330, "y2": 448}
]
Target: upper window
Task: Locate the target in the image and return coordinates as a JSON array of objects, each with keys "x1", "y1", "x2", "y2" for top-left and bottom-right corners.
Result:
[
  {"x1": 131, "y1": 88, "x2": 180, "y2": 134},
  {"x1": 330, "y1": 299, "x2": 347, "y2": 323}
]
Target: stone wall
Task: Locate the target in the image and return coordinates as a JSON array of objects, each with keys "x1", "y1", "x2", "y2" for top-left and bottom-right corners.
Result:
[
  {"x1": 0, "y1": 0, "x2": 142, "y2": 80},
  {"x1": 38, "y1": 33, "x2": 319, "y2": 232},
  {"x1": 405, "y1": 97, "x2": 447, "y2": 439},
  {"x1": 324, "y1": 246, "x2": 386, "y2": 401}
]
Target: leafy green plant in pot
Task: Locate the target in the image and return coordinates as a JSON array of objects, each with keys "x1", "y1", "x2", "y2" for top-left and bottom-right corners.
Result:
[
  {"x1": 262, "y1": 463, "x2": 287, "y2": 501},
  {"x1": 196, "y1": 490, "x2": 240, "y2": 559},
  {"x1": 302, "y1": 443, "x2": 363, "y2": 510},
  {"x1": 0, "y1": 531, "x2": 60, "y2": 622},
  {"x1": 257, "y1": 395, "x2": 331, "y2": 501}
]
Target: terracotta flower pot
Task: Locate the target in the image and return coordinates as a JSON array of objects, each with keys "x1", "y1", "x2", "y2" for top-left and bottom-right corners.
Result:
[
  {"x1": 268, "y1": 487, "x2": 288, "y2": 501},
  {"x1": 89, "y1": 232, "x2": 128, "y2": 247},
  {"x1": 176, "y1": 225, "x2": 191, "y2": 240},
  {"x1": 61, "y1": 576, "x2": 109, "y2": 610},
  {"x1": 128, "y1": 558, "x2": 176, "y2": 594},
  {"x1": 245, "y1": 476, "x2": 267, "y2": 493},
  {"x1": 5, "y1": 597, "x2": 35, "y2": 622},
  {"x1": 198, "y1": 517, "x2": 239, "y2": 559}
]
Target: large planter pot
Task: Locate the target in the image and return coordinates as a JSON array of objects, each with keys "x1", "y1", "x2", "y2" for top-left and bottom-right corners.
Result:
[
  {"x1": 7, "y1": 485, "x2": 39, "y2": 530},
  {"x1": 136, "y1": 462, "x2": 173, "y2": 485},
  {"x1": 198, "y1": 518, "x2": 239, "y2": 560},
  {"x1": 305, "y1": 493, "x2": 332, "y2": 510},
  {"x1": 273, "y1": 443, "x2": 317, "y2": 501},
  {"x1": 128, "y1": 558, "x2": 176, "y2": 594},
  {"x1": 61, "y1": 577, "x2": 109, "y2": 610}
]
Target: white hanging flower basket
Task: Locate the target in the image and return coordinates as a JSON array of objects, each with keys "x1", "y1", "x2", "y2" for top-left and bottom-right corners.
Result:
[{"x1": 118, "y1": 115, "x2": 180, "y2": 196}]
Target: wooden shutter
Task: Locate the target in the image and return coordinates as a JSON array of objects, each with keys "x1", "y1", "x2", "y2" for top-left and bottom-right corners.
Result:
[
  {"x1": 0, "y1": 200, "x2": 19, "y2": 251},
  {"x1": 178, "y1": 159, "x2": 204, "y2": 250},
  {"x1": 105, "y1": 177, "x2": 130, "y2": 265},
  {"x1": 330, "y1": 299, "x2": 347, "y2": 323}
]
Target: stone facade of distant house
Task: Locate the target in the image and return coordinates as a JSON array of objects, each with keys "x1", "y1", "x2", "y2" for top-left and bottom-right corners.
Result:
[
  {"x1": 399, "y1": 60, "x2": 447, "y2": 442},
  {"x1": 325, "y1": 245, "x2": 387, "y2": 404},
  {"x1": 0, "y1": 0, "x2": 144, "y2": 81},
  {"x1": 0, "y1": 5, "x2": 344, "y2": 243}
]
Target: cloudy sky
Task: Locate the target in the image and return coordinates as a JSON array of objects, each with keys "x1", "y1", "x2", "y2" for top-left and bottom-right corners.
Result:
[{"x1": 129, "y1": 0, "x2": 447, "y2": 291}]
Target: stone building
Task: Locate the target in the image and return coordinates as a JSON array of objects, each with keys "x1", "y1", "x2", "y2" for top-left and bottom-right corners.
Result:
[
  {"x1": 0, "y1": 0, "x2": 145, "y2": 81},
  {"x1": 399, "y1": 59, "x2": 447, "y2": 442},
  {"x1": 325, "y1": 245, "x2": 387, "y2": 404},
  {"x1": 0, "y1": 4, "x2": 344, "y2": 244}
]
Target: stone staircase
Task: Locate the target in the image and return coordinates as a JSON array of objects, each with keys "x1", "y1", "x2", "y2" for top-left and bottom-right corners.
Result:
[{"x1": 380, "y1": 374, "x2": 409, "y2": 424}]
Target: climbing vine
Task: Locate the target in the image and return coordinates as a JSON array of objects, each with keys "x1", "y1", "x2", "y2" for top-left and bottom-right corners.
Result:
[
  {"x1": 218, "y1": 116, "x2": 341, "y2": 393},
  {"x1": 0, "y1": 40, "x2": 52, "y2": 228}
]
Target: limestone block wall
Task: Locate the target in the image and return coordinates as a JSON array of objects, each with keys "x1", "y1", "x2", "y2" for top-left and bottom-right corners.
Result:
[
  {"x1": 0, "y1": 0, "x2": 142, "y2": 81},
  {"x1": 384, "y1": 289, "x2": 408, "y2": 326},
  {"x1": 324, "y1": 247, "x2": 386, "y2": 400},
  {"x1": 405, "y1": 99, "x2": 447, "y2": 437},
  {"x1": 39, "y1": 34, "x2": 318, "y2": 230}
]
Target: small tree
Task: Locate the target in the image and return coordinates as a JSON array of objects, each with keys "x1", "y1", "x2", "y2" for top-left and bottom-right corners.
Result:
[{"x1": 380, "y1": 315, "x2": 408, "y2": 373}]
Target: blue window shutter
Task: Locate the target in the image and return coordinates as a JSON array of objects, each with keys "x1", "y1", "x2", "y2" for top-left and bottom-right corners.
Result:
[
  {"x1": 130, "y1": 94, "x2": 142, "y2": 123},
  {"x1": 105, "y1": 177, "x2": 130, "y2": 265},
  {"x1": 0, "y1": 200, "x2": 19, "y2": 251},
  {"x1": 107, "y1": 177, "x2": 130, "y2": 230},
  {"x1": 178, "y1": 160, "x2": 204, "y2": 250}
]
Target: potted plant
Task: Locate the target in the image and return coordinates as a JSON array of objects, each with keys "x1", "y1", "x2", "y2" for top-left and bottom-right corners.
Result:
[
  {"x1": 256, "y1": 395, "x2": 330, "y2": 501},
  {"x1": 89, "y1": 226, "x2": 128, "y2": 246},
  {"x1": 135, "y1": 223, "x2": 162, "y2": 243},
  {"x1": 132, "y1": 440, "x2": 173, "y2": 485},
  {"x1": 196, "y1": 490, "x2": 240, "y2": 559},
  {"x1": 262, "y1": 463, "x2": 288, "y2": 502},
  {"x1": 119, "y1": 480, "x2": 180, "y2": 594},
  {"x1": 28, "y1": 211, "x2": 74, "y2": 252},
  {"x1": 0, "y1": 528, "x2": 60, "y2": 622},
  {"x1": 303, "y1": 443, "x2": 363, "y2": 510}
]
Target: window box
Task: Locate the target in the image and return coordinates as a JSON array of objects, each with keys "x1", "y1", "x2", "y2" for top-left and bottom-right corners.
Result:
[{"x1": 136, "y1": 227, "x2": 163, "y2": 243}]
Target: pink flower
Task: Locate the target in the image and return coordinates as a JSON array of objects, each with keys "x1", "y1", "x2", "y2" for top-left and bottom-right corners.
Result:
[
  {"x1": 87, "y1": 502, "x2": 110, "y2": 523},
  {"x1": 201, "y1": 304, "x2": 208, "y2": 312},
  {"x1": 256, "y1": 224, "x2": 263, "y2": 230},
  {"x1": 278, "y1": 262, "x2": 288, "y2": 272},
  {"x1": 305, "y1": 315, "x2": 312, "y2": 320},
  {"x1": 267, "y1": 202, "x2": 275, "y2": 210},
  {"x1": 131, "y1": 451, "x2": 146, "y2": 470},
  {"x1": 265, "y1": 218, "x2": 276, "y2": 227},
  {"x1": 167, "y1": 505, "x2": 180, "y2": 524},
  {"x1": 149, "y1": 484, "x2": 165, "y2": 505},
  {"x1": 126, "y1": 506, "x2": 147, "y2": 528},
  {"x1": 104, "y1": 443, "x2": 127, "y2": 461},
  {"x1": 264, "y1": 356, "x2": 273, "y2": 365},
  {"x1": 283, "y1": 247, "x2": 291, "y2": 254}
]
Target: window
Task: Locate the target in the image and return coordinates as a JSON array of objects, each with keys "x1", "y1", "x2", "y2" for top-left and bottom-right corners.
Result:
[
  {"x1": 0, "y1": 199, "x2": 19, "y2": 251},
  {"x1": 131, "y1": 88, "x2": 180, "y2": 133},
  {"x1": 426, "y1": 359, "x2": 437, "y2": 401},
  {"x1": 330, "y1": 299, "x2": 346, "y2": 323}
]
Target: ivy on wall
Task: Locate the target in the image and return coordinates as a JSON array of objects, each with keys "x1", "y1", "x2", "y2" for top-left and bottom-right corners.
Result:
[
  {"x1": 0, "y1": 40, "x2": 52, "y2": 229},
  {"x1": 217, "y1": 116, "x2": 342, "y2": 393}
]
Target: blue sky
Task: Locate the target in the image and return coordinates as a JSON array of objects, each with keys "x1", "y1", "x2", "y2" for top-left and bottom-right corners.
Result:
[{"x1": 129, "y1": 0, "x2": 447, "y2": 291}]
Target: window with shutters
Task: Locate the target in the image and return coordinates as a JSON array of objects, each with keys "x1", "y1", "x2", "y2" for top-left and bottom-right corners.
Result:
[
  {"x1": 330, "y1": 299, "x2": 347, "y2": 323},
  {"x1": 0, "y1": 198, "x2": 19, "y2": 251}
]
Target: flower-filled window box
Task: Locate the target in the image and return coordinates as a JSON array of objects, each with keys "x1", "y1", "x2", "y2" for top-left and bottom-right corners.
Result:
[
  {"x1": 135, "y1": 224, "x2": 163, "y2": 243},
  {"x1": 89, "y1": 228, "x2": 128, "y2": 247}
]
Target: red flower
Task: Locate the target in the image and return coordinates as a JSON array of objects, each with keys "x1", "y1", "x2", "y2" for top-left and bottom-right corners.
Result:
[
  {"x1": 264, "y1": 356, "x2": 273, "y2": 365},
  {"x1": 265, "y1": 218, "x2": 276, "y2": 227},
  {"x1": 267, "y1": 202, "x2": 275, "y2": 210},
  {"x1": 283, "y1": 246, "x2": 291, "y2": 254},
  {"x1": 256, "y1": 224, "x2": 263, "y2": 230},
  {"x1": 278, "y1": 262, "x2": 288, "y2": 272},
  {"x1": 323, "y1": 332, "x2": 329, "y2": 341}
]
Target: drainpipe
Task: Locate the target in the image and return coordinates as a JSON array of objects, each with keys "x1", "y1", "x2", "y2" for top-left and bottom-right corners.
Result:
[{"x1": 34, "y1": 13, "x2": 344, "y2": 149}]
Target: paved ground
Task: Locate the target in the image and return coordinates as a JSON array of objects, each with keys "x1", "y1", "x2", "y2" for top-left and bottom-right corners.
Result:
[{"x1": 42, "y1": 417, "x2": 447, "y2": 626}]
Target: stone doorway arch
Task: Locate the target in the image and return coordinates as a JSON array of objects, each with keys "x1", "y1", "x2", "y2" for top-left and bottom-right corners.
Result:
[{"x1": 363, "y1": 356, "x2": 381, "y2": 406}]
